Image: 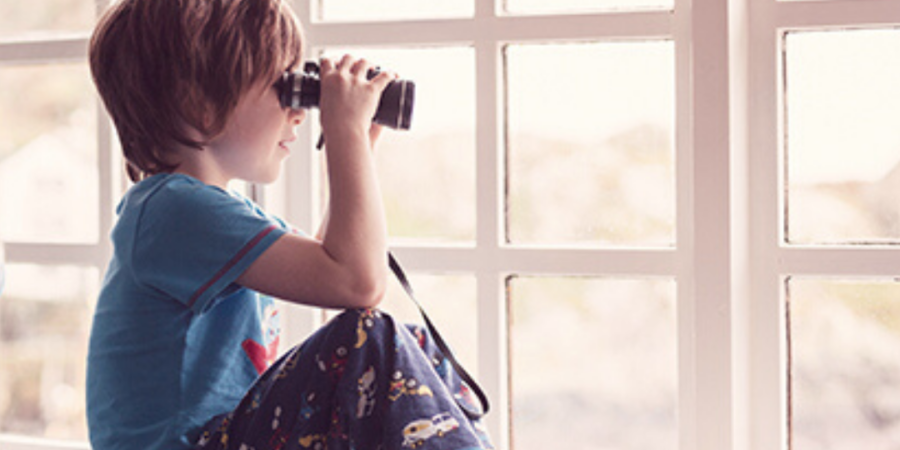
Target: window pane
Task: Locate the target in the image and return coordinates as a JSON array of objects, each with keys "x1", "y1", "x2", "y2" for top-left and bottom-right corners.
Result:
[
  {"x1": 0, "y1": 1, "x2": 95, "y2": 41},
  {"x1": 509, "y1": 277, "x2": 677, "y2": 450},
  {"x1": 0, "y1": 264, "x2": 98, "y2": 441},
  {"x1": 319, "y1": 47, "x2": 476, "y2": 244},
  {"x1": 785, "y1": 29, "x2": 900, "y2": 245},
  {"x1": 380, "y1": 273, "x2": 478, "y2": 374},
  {"x1": 787, "y1": 278, "x2": 900, "y2": 449},
  {"x1": 505, "y1": 42, "x2": 675, "y2": 247},
  {"x1": 317, "y1": 0, "x2": 472, "y2": 22},
  {"x1": 0, "y1": 64, "x2": 99, "y2": 244},
  {"x1": 504, "y1": 0, "x2": 672, "y2": 15}
]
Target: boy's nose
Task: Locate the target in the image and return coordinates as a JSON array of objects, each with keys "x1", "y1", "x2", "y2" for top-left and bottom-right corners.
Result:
[{"x1": 289, "y1": 108, "x2": 306, "y2": 125}]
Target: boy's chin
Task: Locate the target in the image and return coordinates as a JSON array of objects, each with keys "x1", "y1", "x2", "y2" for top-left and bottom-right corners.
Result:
[
  {"x1": 244, "y1": 176, "x2": 277, "y2": 186},
  {"x1": 248, "y1": 170, "x2": 283, "y2": 186}
]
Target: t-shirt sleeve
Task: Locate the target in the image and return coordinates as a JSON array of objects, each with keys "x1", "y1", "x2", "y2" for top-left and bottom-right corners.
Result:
[{"x1": 132, "y1": 179, "x2": 286, "y2": 313}]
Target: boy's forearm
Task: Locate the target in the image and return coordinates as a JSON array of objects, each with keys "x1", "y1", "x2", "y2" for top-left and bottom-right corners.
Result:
[{"x1": 319, "y1": 129, "x2": 388, "y2": 299}]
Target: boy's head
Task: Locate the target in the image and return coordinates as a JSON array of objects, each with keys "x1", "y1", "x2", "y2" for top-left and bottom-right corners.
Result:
[{"x1": 90, "y1": 0, "x2": 304, "y2": 182}]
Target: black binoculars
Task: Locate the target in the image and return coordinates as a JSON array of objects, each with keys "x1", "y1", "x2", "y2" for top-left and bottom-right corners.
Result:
[{"x1": 277, "y1": 61, "x2": 415, "y2": 130}]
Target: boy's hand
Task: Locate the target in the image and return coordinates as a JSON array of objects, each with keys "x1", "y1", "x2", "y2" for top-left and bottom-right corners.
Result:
[
  {"x1": 318, "y1": 55, "x2": 396, "y2": 145},
  {"x1": 368, "y1": 123, "x2": 384, "y2": 149}
]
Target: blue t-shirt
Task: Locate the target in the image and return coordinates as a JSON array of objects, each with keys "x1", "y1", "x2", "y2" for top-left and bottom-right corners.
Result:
[{"x1": 87, "y1": 174, "x2": 288, "y2": 450}]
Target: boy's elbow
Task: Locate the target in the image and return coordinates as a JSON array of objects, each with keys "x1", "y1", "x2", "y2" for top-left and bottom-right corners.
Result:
[
  {"x1": 348, "y1": 285, "x2": 385, "y2": 310},
  {"x1": 346, "y1": 271, "x2": 387, "y2": 309}
]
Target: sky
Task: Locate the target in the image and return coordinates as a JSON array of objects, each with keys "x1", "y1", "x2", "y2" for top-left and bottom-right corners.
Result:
[{"x1": 786, "y1": 28, "x2": 900, "y2": 185}]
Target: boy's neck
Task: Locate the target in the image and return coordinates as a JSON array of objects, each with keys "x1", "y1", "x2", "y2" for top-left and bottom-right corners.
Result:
[{"x1": 172, "y1": 148, "x2": 231, "y2": 189}]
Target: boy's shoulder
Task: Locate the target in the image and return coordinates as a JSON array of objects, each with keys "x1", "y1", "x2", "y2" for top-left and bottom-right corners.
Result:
[{"x1": 118, "y1": 173, "x2": 238, "y2": 217}]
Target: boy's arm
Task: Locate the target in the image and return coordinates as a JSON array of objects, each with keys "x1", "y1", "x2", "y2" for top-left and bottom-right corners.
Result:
[
  {"x1": 315, "y1": 124, "x2": 383, "y2": 241},
  {"x1": 237, "y1": 55, "x2": 393, "y2": 309}
]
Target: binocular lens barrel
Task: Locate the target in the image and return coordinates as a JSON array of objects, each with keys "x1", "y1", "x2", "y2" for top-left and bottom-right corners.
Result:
[{"x1": 279, "y1": 63, "x2": 415, "y2": 131}]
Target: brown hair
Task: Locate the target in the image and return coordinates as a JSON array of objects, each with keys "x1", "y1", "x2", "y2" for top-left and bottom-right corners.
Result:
[{"x1": 90, "y1": 0, "x2": 304, "y2": 182}]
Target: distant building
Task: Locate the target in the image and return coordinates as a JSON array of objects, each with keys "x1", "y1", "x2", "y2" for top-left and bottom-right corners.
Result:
[{"x1": 0, "y1": 112, "x2": 98, "y2": 244}]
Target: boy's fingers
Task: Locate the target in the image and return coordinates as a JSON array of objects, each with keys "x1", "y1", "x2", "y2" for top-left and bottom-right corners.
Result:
[
  {"x1": 338, "y1": 53, "x2": 354, "y2": 71},
  {"x1": 369, "y1": 70, "x2": 395, "y2": 91},
  {"x1": 349, "y1": 58, "x2": 369, "y2": 77},
  {"x1": 319, "y1": 57, "x2": 334, "y2": 72}
]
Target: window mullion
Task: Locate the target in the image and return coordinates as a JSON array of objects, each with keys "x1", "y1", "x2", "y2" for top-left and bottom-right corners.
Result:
[
  {"x1": 474, "y1": 38, "x2": 502, "y2": 253},
  {"x1": 776, "y1": 0, "x2": 900, "y2": 29},
  {"x1": 748, "y1": 0, "x2": 789, "y2": 449},
  {"x1": 0, "y1": 434, "x2": 89, "y2": 450},
  {"x1": 675, "y1": 0, "x2": 741, "y2": 449},
  {"x1": 3, "y1": 243, "x2": 106, "y2": 268},
  {"x1": 0, "y1": 39, "x2": 87, "y2": 64},
  {"x1": 476, "y1": 271, "x2": 509, "y2": 450}
]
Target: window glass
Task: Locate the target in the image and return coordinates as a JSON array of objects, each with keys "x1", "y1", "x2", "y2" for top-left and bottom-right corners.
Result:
[
  {"x1": 505, "y1": 42, "x2": 675, "y2": 247},
  {"x1": 228, "y1": 180, "x2": 250, "y2": 198},
  {"x1": 0, "y1": 64, "x2": 99, "y2": 244},
  {"x1": 508, "y1": 276, "x2": 677, "y2": 450},
  {"x1": 380, "y1": 272, "x2": 478, "y2": 374},
  {"x1": 787, "y1": 278, "x2": 900, "y2": 449},
  {"x1": 0, "y1": 264, "x2": 98, "y2": 441},
  {"x1": 316, "y1": 0, "x2": 472, "y2": 22},
  {"x1": 785, "y1": 29, "x2": 900, "y2": 245},
  {"x1": 504, "y1": 0, "x2": 672, "y2": 15},
  {"x1": 0, "y1": 0, "x2": 95, "y2": 41},
  {"x1": 318, "y1": 47, "x2": 476, "y2": 244}
]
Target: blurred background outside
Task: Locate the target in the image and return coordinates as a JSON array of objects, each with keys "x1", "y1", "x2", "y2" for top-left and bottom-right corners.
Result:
[{"x1": 0, "y1": 2, "x2": 899, "y2": 450}]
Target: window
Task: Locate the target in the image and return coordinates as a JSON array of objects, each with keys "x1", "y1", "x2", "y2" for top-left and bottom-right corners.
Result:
[
  {"x1": 0, "y1": 1, "x2": 113, "y2": 448},
  {"x1": 288, "y1": 1, "x2": 687, "y2": 449},
  {"x1": 3, "y1": 0, "x2": 900, "y2": 449},
  {"x1": 505, "y1": 41, "x2": 675, "y2": 247},
  {"x1": 508, "y1": 277, "x2": 677, "y2": 449},
  {"x1": 786, "y1": 278, "x2": 900, "y2": 449},
  {"x1": 750, "y1": 1, "x2": 900, "y2": 449},
  {"x1": 785, "y1": 28, "x2": 900, "y2": 245},
  {"x1": 0, "y1": 64, "x2": 99, "y2": 244}
]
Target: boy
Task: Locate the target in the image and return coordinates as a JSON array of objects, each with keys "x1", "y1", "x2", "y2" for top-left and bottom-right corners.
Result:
[{"x1": 86, "y1": 1, "x2": 491, "y2": 449}]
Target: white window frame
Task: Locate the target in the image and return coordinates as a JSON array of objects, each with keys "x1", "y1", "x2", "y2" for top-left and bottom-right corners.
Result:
[
  {"x1": 3, "y1": 0, "x2": 899, "y2": 449},
  {"x1": 286, "y1": 1, "x2": 738, "y2": 450},
  {"x1": 0, "y1": 0, "x2": 114, "y2": 448},
  {"x1": 747, "y1": 1, "x2": 900, "y2": 450}
]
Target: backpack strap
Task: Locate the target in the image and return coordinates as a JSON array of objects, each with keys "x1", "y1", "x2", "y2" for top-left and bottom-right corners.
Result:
[{"x1": 388, "y1": 252, "x2": 491, "y2": 417}]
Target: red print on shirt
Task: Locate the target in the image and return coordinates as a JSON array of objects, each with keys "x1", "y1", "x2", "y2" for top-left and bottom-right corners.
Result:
[
  {"x1": 242, "y1": 304, "x2": 280, "y2": 374},
  {"x1": 242, "y1": 335, "x2": 280, "y2": 374}
]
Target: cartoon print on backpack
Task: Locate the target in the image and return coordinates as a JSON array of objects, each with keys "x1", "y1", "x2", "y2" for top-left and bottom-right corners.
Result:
[
  {"x1": 355, "y1": 308, "x2": 382, "y2": 348},
  {"x1": 316, "y1": 345, "x2": 349, "y2": 381},
  {"x1": 357, "y1": 366, "x2": 378, "y2": 418},
  {"x1": 267, "y1": 406, "x2": 290, "y2": 450},
  {"x1": 299, "y1": 391, "x2": 321, "y2": 420},
  {"x1": 401, "y1": 412, "x2": 460, "y2": 449},
  {"x1": 297, "y1": 433, "x2": 326, "y2": 450},
  {"x1": 389, "y1": 370, "x2": 433, "y2": 402}
]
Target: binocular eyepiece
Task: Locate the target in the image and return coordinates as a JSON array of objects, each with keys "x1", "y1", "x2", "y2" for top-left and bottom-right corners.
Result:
[{"x1": 277, "y1": 61, "x2": 415, "y2": 130}]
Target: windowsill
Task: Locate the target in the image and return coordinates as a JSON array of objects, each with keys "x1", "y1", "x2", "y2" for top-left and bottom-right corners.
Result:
[{"x1": 0, "y1": 435, "x2": 90, "y2": 450}]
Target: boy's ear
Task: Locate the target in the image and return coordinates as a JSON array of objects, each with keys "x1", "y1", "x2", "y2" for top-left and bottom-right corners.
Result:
[
  {"x1": 184, "y1": 125, "x2": 208, "y2": 148},
  {"x1": 179, "y1": 105, "x2": 218, "y2": 148}
]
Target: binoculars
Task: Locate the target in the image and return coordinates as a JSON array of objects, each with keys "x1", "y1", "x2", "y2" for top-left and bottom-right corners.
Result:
[{"x1": 277, "y1": 61, "x2": 415, "y2": 130}]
